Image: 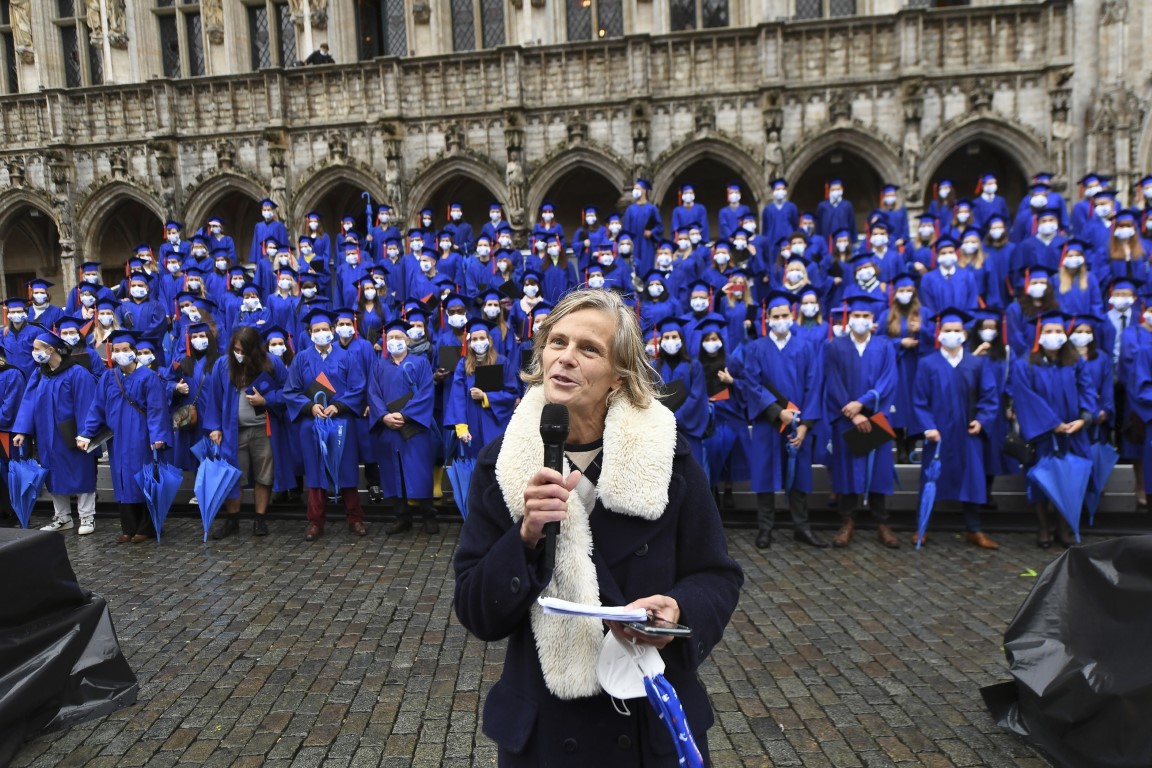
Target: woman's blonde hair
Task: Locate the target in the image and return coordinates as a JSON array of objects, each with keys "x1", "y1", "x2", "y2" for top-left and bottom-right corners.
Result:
[{"x1": 521, "y1": 289, "x2": 660, "y2": 409}]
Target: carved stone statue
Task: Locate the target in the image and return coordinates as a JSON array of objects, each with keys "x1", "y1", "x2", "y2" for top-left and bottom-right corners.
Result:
[
  {"x1": 311, "y1": 0, "x2": 329, "y2": 29},
  {"x1": 763, "y1": 129, "x2": 783, "y2": 182},
  {"x1": 385, "y1": 156, "x2": 403, "y2": 216},
  {"x1": 10, "y1": 0, "x2": 35, "y2": 63},
  {"x1": 108, "y1": 0, "x2": 129, "y2": 48},
  {"x1": 203, "y1": 0, "x2": 225, "y2": 45},
  {"x1": 505, "y1": 149, "x2": 526, "y2": 228}
]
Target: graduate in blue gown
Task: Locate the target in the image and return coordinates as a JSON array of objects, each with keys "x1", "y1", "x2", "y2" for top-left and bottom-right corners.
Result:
[
  {"x1": 743, "y1": 292, "x2": 827, "y2": 549},
  {"x1": 65, "y1": 262, "x2": 114, "y2": 314},
  {"x1": 202, "y1": 325, "x2": 291, "y2": 538},
  {"x1": 26, "y1": 278, "x2": 63, "y2": 331},
  {"x1": 653, "y1": 317, "x2": 709, "y2": 466},
  {"x1": 761, "y1": 178, "x2": 799, "y2": 255},
  {"x1": 204, "y1": 216, "x2": 238, "y2": 265},
  {"x1": 623, "y1": 180, "x2": 663, "y2": 277},
  {"x1": 983, "y1": 216, "x2": 1017, "y2": 309},
  {"x1": 57, "y1": 315, "x2": 103, "y2": 373},
  {"x1": 445, "y1": 319, "x2": 520, "y2": 460},
  {"x1": 282, "y1": 308, "x2": 368, "y2": 540},
  {"x1": 1053, "y1": 240, "x2": 1104, "y2": 316},
  {"x1": 969, "y1": 308, "x2": 1015, "y2": 502},
  {"x1": 0, "y1": 347, "x2": 25, "y2": 524},
  {"x1": 333, "y1": 306, "x2": 381, "y2": 500},
  {"x1": 1069, "y1": 314, "x2": 1115, "y2": 505},
  {"x1": 822, "y1": 294, "x2": 899, "y2": 548},
  {"x1": 260, "y1": 325, "x2": 303, "y2": 496},
  {"x1": 971, "y1": 173, "x2": 1011, "y2": 233},
  {"x1": 876, "y1": 273, "x2": 928, "y2": 461},
  {"x1": 115, "y1": 273, "x2": 168, "y2": 364},
  {"x1": 1006, "y1": 266, "x2": 1062, "y2": 358},
  {"x1": 366, "y1": 205, "x2": 402, "y2": 265},
  {"x1": 1013, "y1": 208, "x2": 1067, "y2": 283},
  {"x1": 815, "y1": 178, "x2": 856, "y2": 240},
  {"x1": 165, "y1": 321, "x2": 219, "y2": 470},
  {"x1": 234, "y1": 282, "x2": 271, "y2": 330},
  {"x1": 368, "y1": 319, "x2": 440, "y2": 534},
  {"x1": 78, "y1": 330, "x2": 173, "y2": 542},
  {"x1": 250, "y1": 199, "x2": 290, "y2": 266},
  {"x1": 637, "y1": 270, "x2": 682, "y2": 337},
  {"x1": 911, "y1": 309, "x2": 1001, "y2": 548},
  {"x1": 696, "y1": 315, "x2": 750, "y2": 508},
  {"x1": 918, "y1": 237, "x2": 980, "y2": 317},
  {"x1": 443, "y1": 202, "x2": 474, "y2": 255},
  {"x1": 12, "y1": 331, "x2": 99, "y2": 534},
  {"x1": 673, "y1": 184, "x2": 711, "y2": 244},
  {"x1": 528, "y1": 237, "x2": 578, "y2": 305},
  {"x1": 479, "y1": 202, "x2": 506, "y2": 245},
  {"x1": 1, "y1": 297, "x2": 40, "y2": 376},
  {"x1": 717, "y1": 183, "x2": 752, "y2": 241}
]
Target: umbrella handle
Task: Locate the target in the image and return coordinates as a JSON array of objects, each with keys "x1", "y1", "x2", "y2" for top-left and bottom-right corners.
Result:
[{"x1": 313, "y1": 392, "x2": 328, "y2": 408}]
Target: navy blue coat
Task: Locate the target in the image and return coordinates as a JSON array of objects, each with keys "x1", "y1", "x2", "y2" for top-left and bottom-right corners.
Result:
[{"x1": 454, "y1": 432, "x2": 743, "y2": 767}]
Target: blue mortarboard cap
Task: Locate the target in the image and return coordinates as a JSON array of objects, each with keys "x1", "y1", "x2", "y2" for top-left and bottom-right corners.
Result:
[
  {"x1": 383, "y1": 318, "x2": 410, "y2": 335},
  {"x1": 1109, "y1": 276, "x2": 1144, "y2": 293},
  {"x1": 80, "y1": 261, "x2": 101, "y2": 272},
  {"x1": 57, "y1": 315, "x2": 85, "y2": 330},
  {"x1": 849, "y1": 253, "x2": 877, "y2": 266},
  {"x1": 77, "y1": 282, "x2": 99, "y2": 295},
  {"x1": 935, "y1": 237, "x2": 958, "y2": 250},
  {"x1": 694, "y1": 313, "x2": 728, "y2": 334},
  {"x1": 1033, "y1": 172, "x2": 1055, "y2": 183},
  {"x1": 34, "y1": 330, "x2": 66, "y2": 349},
  {"x1": 1064, "y1": 239, "x2": 1089, "y2": 253},
  {"x1": 190, "y1": 234, "x2": 209, "y2": 246},
  {"x1": 892, "y1": 272, "x2": 916, "y2": 288},
  {"x1": 207, "y1": 216, "x2": 223, "y2": 225},
  {"x1": 1027, "y1": 266, "x2": 1054, "y2": 281},
  {"x1": 260, "y1": 198, "x2": 277, "y2": 209},
  {"x1": 1114, "y1": 208, "x2": 1139, "y2": 224},
  {"x1": 26, "y1": 278, "x2": 53, "y2": 291},
  {"x1": 301, "y1": 307, "x2": 334, "y2": 329},
  {"x1": 240, "y1": 282, "x2": 261, "y2": 295},
  {"x1": 655, "y1": 317, "x2": 684, "y2": 335},
  {"x1": 466, "y1": 318, "x2": 492, "y2": 335},
  {"x1": 107, "y1": 329, "x2": 138, "y2": 346},
  {"x1": 443, "y1": 292, "x2": 468, "y2": 309},
  {"x1": 261, "y1": 324, "x2": 290, "y2": 342},
  {"x1": 882, "y1": 183, "x2": 900, "y2": 194},
  {"x1": 635, "y1": 179, "x2": 652, "y2": 191},
  {"x1": 586, "y1": 263, "x2": 605, "y2": 275},
  {"x1": 934, "y1": 307, "x2": 973, "y2": 326},
  {"x1": 770, "y1": 178, "x2": 788, "y2": 188},
  {"x1": 765, "y1": 290, "x2": 799, "y2": 310},
  {"x1": 688, "y1": 280, "x2": 712, "y2": 295},
  {"x1": 826, "y1": 177, "x2": 844, "y2": 187},
  {"x1": 488, "y1": 201, "x2": 503, "y2": 211},
  {"x1": 845, "y1": 294, "x2": 884, "y2": 314},
  {"x1": 95, "y1": 297, "x2": 118, "y2": 312},
  {"x1": 531, "y1": 303, "x2": 553, "y2": 319},
  {"x1": 136, "y1": 339, "x2": 158, "y2": 352},
  {"x1": 643, "y1": 270, "x2": 668, "y2": 284},
  {"x1": 1078, "y1": 173, "x2": 1103, "y2": 186},
  {"x1": 334, "y1": 307, "x2": 357, "y2": 322},
  {"x1": 522, "y1": 270, "x2": 543, "y2": 284},
  {"x1": 185, "y1": 321, "x2": 211, "y2": 337},
  {"x1": 165, "y1": 220, "x2": 182, "y2": 230},
  {"x1": 1038, "y1": 207, "x2": 1063, "y2": 218}
]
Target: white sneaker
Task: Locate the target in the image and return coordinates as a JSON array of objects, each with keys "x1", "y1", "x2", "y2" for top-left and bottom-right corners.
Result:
[
  {"x1": 40, "y1": 517, "x2": 74, "y2": 532},
  {"x1": 189, "y1": 496, "x2": 199, "y2": 505},
  {"x1": 78, "y1": 518, "x2": 96, "y2": 535}
]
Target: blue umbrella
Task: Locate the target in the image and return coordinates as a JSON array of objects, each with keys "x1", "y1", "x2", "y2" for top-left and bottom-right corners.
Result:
[
  {"x1": 1085, "y1": 435, "x2": 1119, "y2": 526},
  {"x1": 134, "y1": 448, "x2": 183, "y2": 542},
  {"x1": 7, "y1": 446, "x2": 48, "y2": 529},
  {"x1": 915, "y1": 440, "x2": 942, "y2": 550},
  {"x1": 189, "y1": 434, "x2": 213, "y2": 463},
  {"x1": 784, "y1": 427, "x2": 800, "y2": 493},
  {"x1": 703, "y1": 421, "x2": 736, "y2": 489},
  {"x1": 311, "y1": 393, "x2": 348, "y2": 492},
  {"x1": 195, "y1": 442, "x2": 243, "y2": 542},
  {"x1": 643, "y1": 674, "x2": 705, "y2": 768},
  {"x1": 1027, "y1": 438, "x2": 1092, "y2": 544},
  {"x1": 446, "y1": 445, "x2": 475, "y2": 520}
]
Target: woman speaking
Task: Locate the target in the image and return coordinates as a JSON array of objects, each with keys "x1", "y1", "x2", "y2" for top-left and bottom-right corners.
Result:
[{"x1": 454, "y1": 289, "x2": 743, "y2": 765}]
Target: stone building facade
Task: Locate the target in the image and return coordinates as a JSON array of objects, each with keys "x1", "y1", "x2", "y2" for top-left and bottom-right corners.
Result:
[{"x1": 0, "y1": 0, "x2": 1147, "y2": 299}]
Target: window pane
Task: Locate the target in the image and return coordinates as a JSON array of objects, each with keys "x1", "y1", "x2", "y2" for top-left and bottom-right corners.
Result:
[
  {"x1": 702, "y1": 0, "x2": 728, "y2": 27},
  {"x1": 61, "y1": 24, "x2": 82, "y2": 86},
  {"x1": 567, "y1": 0, "x2": 592, "y2": 42},
  {"x1": 669, "y1": 0, "x2": 694, "y2": 30},
  {"x1": 794, "y1": 0, "x2": 822, "y2": 18},
  {"x1": 828, "y1": 0, "x2": 856, "y2": 16},
  {"x1": 186, "y1": 11, "x2": 205, "y2": 76},
  {"x1": 2, "y1": 32, "x2": 16, "y2": 94},
  {"x1": 480, "y1": 0, "x2": 505, "y2": 49},
  {"x1": 277, "y1": 2, "x2": 296, "y2": 65},
  {"x1": 384, "y1": 0, "x2": 407, "y2": 56},
  {"x1": 450, "y1": 0, "x2": 475, "y2": 51},
  {"x1": 597, "y1": 0, "x2": 623, "y2": 38},
  {"x1": 158, "y1": 13, "x2": 181, "y2": 77},
  {"x1": 1, "y1": 3, "x2": 10, "y2": 25},
  {"x1": 248, "y1": 4, "x2": 273, "y2": 70},
  {"x1": 87, "y1": 31, "x2": 103, "y2": 84},
  {"x1": 357, "y1": 0, "x2": 382, "y2": 59},
  {"x1": 57, "y1": 0, "x2": 76, "y2": 18},
  {"x1": 156, "y1": 0, "x2": 176, "y2": 6}
]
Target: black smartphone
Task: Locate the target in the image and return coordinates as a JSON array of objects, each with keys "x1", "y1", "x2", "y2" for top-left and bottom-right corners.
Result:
[{"x1": 625, "y1": 618, "x2": 693, "y2": 637}]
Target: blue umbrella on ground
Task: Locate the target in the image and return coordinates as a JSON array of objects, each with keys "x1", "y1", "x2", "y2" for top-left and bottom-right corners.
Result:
[
  {"x1": 915, "y1": 440, "x2": 942, "y2": 551},
  {"x1": 1085, "y1": 432, "x2": 1119, "y2": 526},
  {"x1": 446, "y1": 445, "x2": 475, "y2": 520},
  {"x1": 134, "y1": 448, "x2": 183, "y2": 542},
  {"x1": 7, "y1": 446, "x2": 48, "y2": 529},
  {"x1": 195, "y1": 442, "x2": 243, "y2": 542},
  {"x1": 1027, "y1": 438, "x2": 1092, "y2": 544}
]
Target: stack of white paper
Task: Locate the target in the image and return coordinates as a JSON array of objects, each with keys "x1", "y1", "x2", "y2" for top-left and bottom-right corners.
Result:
[{"x1": 537, "y1": 596, "x2": 648, "y2": 622}]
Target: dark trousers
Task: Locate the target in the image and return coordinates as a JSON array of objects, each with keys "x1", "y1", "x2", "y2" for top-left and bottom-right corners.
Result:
[
  {"x1": 962, "y1": 502, "x2": 981, "y2": 532},
  {"x1": 756, "y1": 491, "x2": 811, "y2": 532},
  {"x1": 119, "y1": 502, "x2": 153, "y2": 536},
  {"x1": 364, "y1": 462, "x2": 381, "y2": 487},
  {"x1": 306, "y1": 487, "x2": 364, "y2": 527},
  {"x1": 839, "y1": 493, "x2": 888, "y2": 522}
]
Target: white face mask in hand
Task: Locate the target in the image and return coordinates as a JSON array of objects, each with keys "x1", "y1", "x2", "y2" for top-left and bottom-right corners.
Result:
[{"x1": 597, "y1": 632, "x2": 665, "y2": 700}]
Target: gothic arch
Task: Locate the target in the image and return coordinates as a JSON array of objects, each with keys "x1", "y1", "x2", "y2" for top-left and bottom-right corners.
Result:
[
  {"x1": 290, "y1": 164, "x2": 388, "y2": 227},
  {"x1": 919, "y1": 117, "x2": 1047, "y2": 193},
  {"x1": 408, "y1": 156, "x2": 509, "y2": 219},
  {"x1": 651, "y1": 138, "x2": 768, "y2": 206},
  {"x1": 76, "y1": 182, "x2": 166, "y2": 258},
  {"x1": 0, "y1": 189, "x2": 59, "y2": 233},
  {"x1": 784, "y1": 126, "x2": 903, "y2": 187},
  {"x1": 1136, "y1": 111, "x2": 1152, "y2": 176},
  {"x1": 525, "y1": 147, "x2": 629, "y2": 216},
  {"x1": 183, "y1": 172, "x2": 267, "y2": 232}
]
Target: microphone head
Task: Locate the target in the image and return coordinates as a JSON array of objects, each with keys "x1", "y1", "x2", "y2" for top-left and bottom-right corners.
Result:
[{"x1": 540, "y1": 402, "x2": 570, "y2": 444}]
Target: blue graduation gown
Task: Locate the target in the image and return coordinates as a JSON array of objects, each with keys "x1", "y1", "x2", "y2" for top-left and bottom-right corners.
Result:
[
  {"x1": 29, "y1": 303, "x2": 64, "y2": 331},
  {"x1": 249, "y1": 220, "x2": 290, "y2": 264},
  {"x1": 445, "y1": 221, "x2": 475, "y2": 255},
  {"x1": 980, "y1": 352, "x2": 1014, "y2": 477},
  {"x1": 815, "y1": 200, "x2": 856, "y2": 240},
  {"x1": 444, "y1": 355, "x2": 519, "y2": 460},
  {"x1": 743, "y1": 333, "x2": 822, "y2": 493},
  {"x1": 12, "y1": 360, "x2": 98, "y2": 495},
  {"x1": 875, "y1": 310, "x2": 927, "y2": 433},
  {"x1": 972, "y1": 195, "x2": 1010, "y2": 233},
  {"x1": 80, "y1": 365, "x2": 173, "y2": 503},
  {"x1": 1055, "y1": 276, "x2": 1103, "y2": 317},
  {"x1": 918, "y1": 268, "x2": 980, "y2": 317},
  {"x1": 623, "y1": 203, "x2": 662, "y2": 276},
  {"x1": 656, "y1": 356, "x2": 709, "y2": 464},
  {"x1": 164, "y1": 354, "x2": 213, "y2": 470},
  {"x1": 717, "y1": 204, "x2": 751, "y2": 242},
  {"x1": 822, "y1": 333, "x2": 897, "y2": 495},
  {"x1": 463, "y1": 257, "x2": 503, "y2": 299},
  {"x1": 1010, "y1": 356, "x2": 1096, "y2": 459},
  {"x1": 911, "y1": 352, "x2": 998, "y2": 504},
  {"x1": 637, "y1": 296, "x2": 682, "y2": 338},
  {"x1": 367, "y1": 353, "x2": 436, "y2": 499},
  {"x1": 761, "y1": 202, "x2": 798, "y2": 255},
  {"x1": 116, "y1": 299, "x2": 168, "y2": 357},
  {"x1": 267, "y1": 292, "x2": 301, "y2": 332},
  {"x1": 1, "y1": 322, "x2": 39, "y2": 376},
  {"x1": 201, "y1": 355, "x2": 292, "y2": 498},
  {"x1": 524, "y1": 259, "x2": 578, "y2": 305},
  {"x1": 282, "y1": 344, "x2": 366, "y2": 490},
  {"x1": 234, "y1": 306, "x2": 272, "y2": 331},
  {"x1": 338, "y1": 337, "x2": 378, "y2": 464},
  {"x1": 673, "y1": 204, "x2": 711, "y2": 244}
]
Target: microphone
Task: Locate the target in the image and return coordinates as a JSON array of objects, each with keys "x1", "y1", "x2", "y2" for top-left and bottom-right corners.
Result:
[{"x1": 539, "y1": 403, "x2": 569, "y2": 571}]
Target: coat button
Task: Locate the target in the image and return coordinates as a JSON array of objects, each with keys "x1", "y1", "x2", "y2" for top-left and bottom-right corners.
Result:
[
  {"x1": 563, "y1": 738, "x2": 577, "y2": 753},
  {"x1": 617, "y1": 734, "x2": 631, "y2": 749},
  {"x1": 510, "y1": 576, "x2": 521, "y2": 594},
  {"x1": 634, "y1": 543, "x2": 648, "y2": 557}
]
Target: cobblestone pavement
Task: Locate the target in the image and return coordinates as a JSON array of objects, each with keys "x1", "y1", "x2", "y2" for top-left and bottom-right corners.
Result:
[{"x1": 11, "y1": 518, "x2": 1068, "y2": 768}]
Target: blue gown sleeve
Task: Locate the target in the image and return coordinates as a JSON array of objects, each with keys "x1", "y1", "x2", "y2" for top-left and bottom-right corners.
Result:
[
  {"x1": 444, "y1": 361, "x2": 468, "y2": 427},
  {"x1": 334, "y1": 353, "x2": 366, "y2": 415},
  {"x1": 201, "y1": 358, "x2": 224, "y2": 434},
  {"x1": 911, "y1": 361, "x2": 935, "y2": 433},
  {"x1": 11, "y1": 374, "x2": 39, "y2": 437},
  {"x1": 400, "y1": 358, "x2": 435, "y2": 430},
  {"x1": 975, "y1": 358, "x2": 1000, "y2": 428},
  {"x1": 1074, "y1": 359, "x2": 1097, "y2": 421},
  {"x1": 1010, "y1": 359, "x2": 1063, "y2": 441},
  {"x1": 144, "y1": 371, "x2": 175, "y2": 447}
]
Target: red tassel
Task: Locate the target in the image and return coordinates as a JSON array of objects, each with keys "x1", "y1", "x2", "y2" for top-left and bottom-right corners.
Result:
[
  {"x1": 760, "y1": 301, "x2": 767, "y2": 338},
  {"x1": 186, "y1": 331, "x2": 191, "y2": 358},
  {"x1": 1001, "y1": 311, "x2": 1008, "y2": 347},
  {"x1": 1031, "y1": 214, "x2": 1038, "y2": 235},
  {"x1": 1031, "y1": 317, "x2": 1042, "y2": 353},
  {"x1": 1059, "y1": 244, "x2": 1068, "y2": 266},
  {"x1": 935, "y1": 321, "x2": 941, "y2": 350}
]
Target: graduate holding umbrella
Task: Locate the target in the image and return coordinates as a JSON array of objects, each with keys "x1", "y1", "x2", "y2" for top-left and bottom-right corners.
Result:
[
  {"x1": 77, "y1": 330, "x2": 172, "y2": 543},
  {"x1": 11, "y1": 330, "x2": 99, "y2": 535}
]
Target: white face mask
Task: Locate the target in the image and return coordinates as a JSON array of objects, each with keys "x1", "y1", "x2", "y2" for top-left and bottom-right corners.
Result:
[
  {"x1": 988, "y1": 227, "x2": 1005, "y2": 240},
  {"x1": 894, "y1": 290, "x2": 914, "y2": 305},
  {"x1": 618, "y1": 244, "x2": 632, "y2": 255},
  {"x1": 406, "y1": 326, "x2": 425, "y2": 341},
  {"x1": 440, "y1": 241, "x2": 453, "y2": 252},
  {"x1": 450, "y1": 211, "x2": 462, "y2": 221},
  {"x1": 1027, "y1": 282, "x2": 1048, "y2": 298},
  {"x1": 956, "y1": 212, "x2": 971, "y2": 223},
  {"x1": 702, "y1": 340, "x2": 723, "y2": 354},
  {"x1": 656, "y1": 255, "x2": 673, "y2": 268},
  {"x1": 98, "y1": 314, "x2": 114, "y2": 327},
  {"x1": 833, "y1": 325, "x2": 847, "y2": 337},
  {"x1": 1144, "y1": 311, "x2": 1152, "y2": 327},
  {"x1": 137, "y1": 353, "x2": 155, "y2": 367},
  {"x1": 335, "y1": 326, "x2": 355, "y2": 339},
  {"x1": 1095, "y1": 205, "x2": 1111, "y2": 219},
  {"x1": 216, "y1": 259, "x2": 229, "y2": 271},
  {"x1": 243, "y1": 298, "x2": 260, "y2": 311},
  {"x1": 631, "y1": 189, "x2": 642, "y2": 201},
  {"x1": 345, "y1": 253, "x2": 359, "y2": 266},
  {"x1": 232, "y1": 352, "x2": 245, "y2": 363},
  {"x1": 770, "y1": 317, "x2": 793, "y2": 336},
  {"x1": 498, "y1": 236, "x2": 512, "y2": 248},
  {"x1": 268, "y1": 343, "x2": 287, "y2": 357},
  {"x1": 84, "y1": 274, "x2": 100, "y2": 284},
  {"x1": 278, "y1": 278, "x2": 293, "y2": 291},
  {"x1": 311, "y1": 330, "x2": 334, "y2": 347},
  {"x1": 363, "y1": 288, "x2": 377, "y2": 301},
  {"x1": 419, "y1": 260, "x2": 433, "y2": 274},
  {"x1": 870, "y1": 234, "x2": 888, "y2": 248},
  {"x1": 489, "y1": 211, "x2": 501, "y2": 222},
  {"x1": 919, "y1": 226, "x2": 935, "y2": 239},
  {"x1": 597, "y1": 631, "x2": 665, "y2": 701},
  {"x1": 800, "y1": 302, "x2": 819, "y2": 318},
  {"x1": 1037, "y1": 222, "x2": 1058, "y2": 237},
  {"x1": 167, "y1": 262, "x2": 182, "y2": 274},
  {"x1": 836, "y1": 242, "x2": 850, "y2": 253},
  {"x1": 410, "y1": 240, "x2": 424, "y2": 252},
  {"x1": 112, "y1": 350, "x2": 136, "y2": 367},
  {"x1": 496, "y1": 261, "x2": 510, "y2": 273},
  {"x1": 1084, "y1": 185, "x2": 1101, "y2": 199},
  {"x1": 301, "y1": 287, "x2": 317, "y2": 298},
  {"x1": 231, "y1": 278, "x2": 245, "y2": 290},
  {"x1": 939, "y1": 331, "x2": 965, "y2": 350},
  {"x1": 979, "y1": 328, "x2": 999, "y2": 343},
  {"x1": 584, "y1": 216, "x2": 596, "y2": 226},
  {"x1": 608, "y1": 223, "x2": 621, "y2": 235},
  {"x1": 483, "y1": 305, "x2": 500, "y2": 319},
  {"x1": 32, "y1": 349, "x2": 52, "y2": 364},
  {"x1": 743, "y1": 222, "x2": 757, "y2": 233},
  {"x1": 787, "y1": 243, "x2": 804, "y2": 256},
  {"x1": 447, "y1": 313, "x2": 468, "y2": 329},
  {"x1": 677, "y1": 239, "x2": 690, "y2": 250},
  {"x1": 786, "y1": 269, "x2": 805, "y2": 284},
  {"x1": 937, "y1": 253, "x2": 958, "y2": 269},
  {"x1": 191, "y1": 337, "x2": 210, "y2": 352},
  {"x1": 470, "y1": 339, "x2": 490, "y2": 355},
  {"x1": 523, "y1": 284, "x2": 539, "y2": 298},
  {"x1": 647, "y1": 284, "x2": 664, "y2": 297},
  {"x1": 30, "y1": 292, "x2": 48, "y2": 305},
  {"x1": 599, "y1": 254, "x2": 615, "y2": 267},
  {"x1": 1115, "y1": 228, "x2": 1136, "y2": 241},
  {"x1": 309, "y1": 221, "x2": 319, "y2": 231},
  {"x1": 386, "y1": 248, "x2": 399, "y2": 259},
  {"x1": 187, "y1": 280, "x2": 202, "y2": 292},
  {"x1": 660, "y1": 338, "x2": 682, "y2": 355},
  {"x1": 714, "y1": 253, "x2": 730, "y2": 266},
  {"x1": 1030, "y1": 195, "x2": 1048, "y2": 208},
  {"x1": 588, "y1": 276, "x2": 605, "y2": 289},
  {"x1": 939, "y1": 187, "x2": 951, "y2": 198},
  {"x1": 828, "y1": 190, "x2": 843, "y2": 204},
  {"x1": 168, "y1": 233, "x2": 180, "y2": 244},
  {"x1": 773, "y1": 189, "x2": 786, "y2": 202},
  {"x1": 187, "y1": 310, "x2": 201, "y2": 323},
  {"x1": 1112, "y1": 296, "x2": 1135, "y2": 311},
  {"x1": 856, "y1": 267, "x2": 876, "y2": 283},
  {"x1": 681, "y1": 193, "x2": 694, "y2": 204},
  {"x1": 728, "y1": 193, "x2": 741, "y2": 204},
  {"x1": 961, "y1": 242, "x2": 980, "y2": 255},
  {"x1": 1063, "y1": 254, "x2": 1085, "y2": 270},
  {"x1": 1038, "y1": 332, "x2": 1067, "y2": 351},
  {"x1": 884, "y1": 194, "x2": 897, "y2": 206},
  {"x1": 7, "y1": 310, "x2": 25, "y2": 324},
  {"x1": 689, "y1": 233, "x2": 702, "y2": 244},
  {"x1": 262, "y1": 210, "x2": 274, "y2": 221},
  {"x1": 848, "y1": 317, "x2": 873, "y2": 336},
  {"x1": 542, "y1": 212, "x2": 554, "y2": 222},
  {"x1": 61, "y1": 332, "x2": 80, "y2": 346},
  {"x1": 690, "y1": 297, "x2": 709, "y2": 312},
  {"x1": 386, "y1": 339, "x2": 408, "y2": 356},
  {"x1": 343, "y1": 223, "x2": 354, "y2": 232},
  {"x1": 130, "y1": 286, "x2": 148, "y2": 299},
  {"x1": 476, "y1": 245, "x2": 491, "y2": 257},
  {"x1": 1069, "y1": 332, "x2": 1094, "y2": 348},
  {"x1": 211, "y1": 226, "x2": 222, "y2": 235},
  {"x1": 533, "y1": 321, "x2": 545, "y2": 335},
  {"x1": 547, "y1": 246, "x2": 560, "y2": 258},
  {"x1": 421, "y1": 217, "x2": 433, "y2": 227}
]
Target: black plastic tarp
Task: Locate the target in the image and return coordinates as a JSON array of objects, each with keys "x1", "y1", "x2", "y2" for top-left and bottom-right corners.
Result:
[
  {"x1": 0, "y1": 529, "x2": 137, "y2": 765},
  {"x1": 982, "y1": 534, "x2": 1152, "y2": 768}
]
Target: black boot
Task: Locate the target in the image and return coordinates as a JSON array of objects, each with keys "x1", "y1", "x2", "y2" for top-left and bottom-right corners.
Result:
[
  {"x1": 385, "y1": 513, "x2": 413, "y2": 535},
  {"x1": 788, "y1": 490, "x2": 828, "y2": 548},
  {"x1": 421, "y1": 502, "x2": 440, "y2": 535},
  {"x1": 755, "y1": 492, "x2": 774, "y2": 549},
  {"x1": 252, "y1": 516, "x2": 269, "y2": 536},
  {"x1": 211, "y1": 515, "x2": 241, "y2": 540}
]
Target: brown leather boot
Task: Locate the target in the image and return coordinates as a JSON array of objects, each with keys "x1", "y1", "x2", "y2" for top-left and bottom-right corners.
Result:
[
  {"x1": 832, "y1": 518, "x2": 855, "y2": 548},
  {"x1": 966, "y1": 531, "x2": 1000, "y2": 550},
  {"x1": 877, "y1": 524, "x2": 899, "y2": 548}
]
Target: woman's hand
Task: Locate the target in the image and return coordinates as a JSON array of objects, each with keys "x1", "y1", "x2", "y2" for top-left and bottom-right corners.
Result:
[
  {"x1": 717, "y1": 368, "x2": 734, "y2": 385},
  {"x1": 11, "y1": 434, "x2": 23, "y2": 448},
  {"x1": 788, "y1": 424, "x2": 808, "y2": 449},
  {"x1": 210, "y1": 430, "x2": 223, "y2": 445},
  {"x1": 900, "y1": 337, "x2": 918, "y2": 348},
  {"x1": 607, "y1": 595, "x2": 682, "y2": 649},
  {"x1": 245, "y1": 388, "x2": 265, "y2": 407},
  {"x1": 470, "y1": 387, "x2": 485, "y2": 401},
  {"x1": 842, "y1": 401, "x2": 863, "y2": 419},
  {"x1": 852, "y1": 414, "x2": 871, "y2": 433},
  {"x1": 521, "y1": 467, "x2": 581, "y2": 548},
  {"x1": 175, "y1": 379, "x2": 190, "y2": 395},
  {"x1": 973, "y1": 341, "x2": 991, "y2": 356},
  {"x1": 75, "y1": 437, "x2": 90, "y2": 451},
  {"x1": 311, "y1": 403, "x2": 327, "y2": 419}
]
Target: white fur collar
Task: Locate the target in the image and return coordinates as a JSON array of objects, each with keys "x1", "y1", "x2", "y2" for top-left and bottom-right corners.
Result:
[{"x1": 495, "y1": 385, "x2": 677, "y2": 699}]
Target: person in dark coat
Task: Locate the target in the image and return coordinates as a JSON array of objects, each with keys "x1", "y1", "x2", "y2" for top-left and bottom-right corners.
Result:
[{"x1": 454, "y1": 288, "x2": 743, "y2": 767}]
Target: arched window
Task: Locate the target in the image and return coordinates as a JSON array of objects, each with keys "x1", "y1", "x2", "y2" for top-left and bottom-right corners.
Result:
[
  {"x1": 451, "y1": 0, "x2": 505, "y2": 51},
  {"x1": 567, "y1": 0, "x2": 623, "y2": 42},
  {"x1": 155, "y1": 0, "x2": 206, "y2": 78},
  {"x1": 669, "y1": 0, "x2": 728, "y2": 31}
]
